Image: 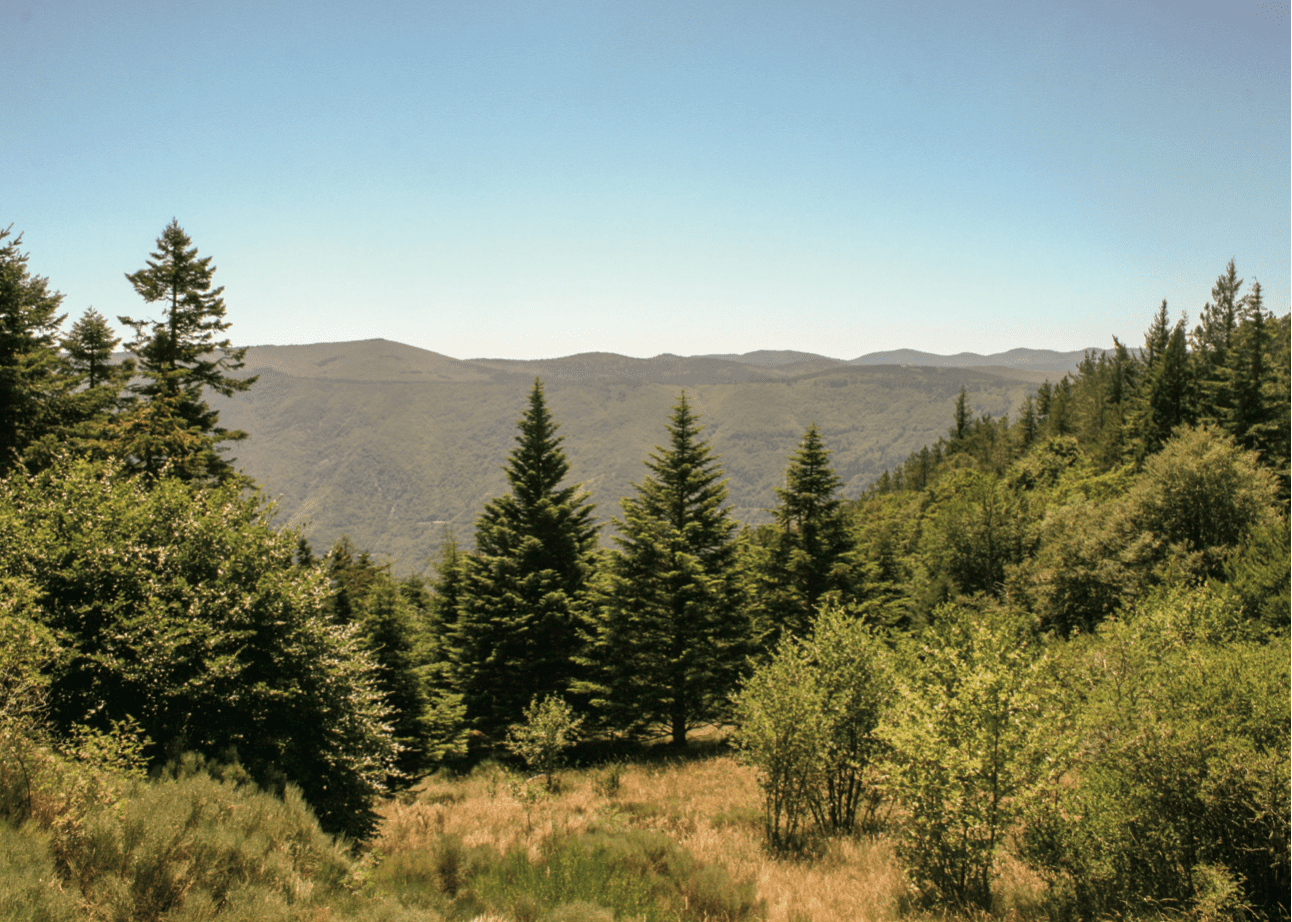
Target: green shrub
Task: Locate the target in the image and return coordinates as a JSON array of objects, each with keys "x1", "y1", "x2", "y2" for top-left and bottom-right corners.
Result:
[
  {"x1": 733, "y1": 605, "x2": 891, "y2": 852},
  {"x1": 54, "y1": 769, "x2": 355, "y2": 922},
  {"x1": 880, "y1": 602, "x2": 1054, "y2": 909},
  {"x1": 0, "y1": 822, "x2": 79, "y2": 922},
  {"x1": 1021, "y1": 586, "x2": 1291, "y2": 921},
  {"x1": 507, "y1": 695, "x2": 583, "y2": 792}
]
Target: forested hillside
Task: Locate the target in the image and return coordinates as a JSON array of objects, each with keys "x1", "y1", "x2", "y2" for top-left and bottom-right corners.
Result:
[
  {"x1": 212, "y1": 343, "x2": 1054, "y2": 573},
  {"x1": 1, "y1": 223, "x2": 1287, "y2": 921}
]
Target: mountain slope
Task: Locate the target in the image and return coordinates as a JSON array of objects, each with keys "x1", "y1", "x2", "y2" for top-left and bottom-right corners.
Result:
[{"x1": 212, "y1": 341, "x2": 1056, "y2": 574}]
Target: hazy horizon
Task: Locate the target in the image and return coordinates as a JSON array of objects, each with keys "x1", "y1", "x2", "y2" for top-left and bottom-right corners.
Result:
[{"x1": 6, "y1": 1, "x2": 1287, "y2": 361}]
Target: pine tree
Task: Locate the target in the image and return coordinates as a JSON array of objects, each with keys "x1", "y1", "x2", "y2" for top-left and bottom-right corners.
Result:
[
  {"x1": 1192, "y1": 259, "x2": 1243, "y2": 422},
  {"x1": 119, "y1": 220, "x2": 256, "y2": 481},
  {"x1": 752, "y1": 423, "x2": 852, "y2": 647},
  {"x1": 62, "y1": 308, "x2": 124, "y2": 390},
  {"x1": 1137, "y1": 309, "x2": 1194, "y2": 456},
  {"x1": 586, "y1": 392, "x2": 750, "y2": 745},
  {"x1": 454, "y1": 379, "x2": 598, "y2": 739},
  {"x1": 0, "y1": 226, "x2": 70, "y2": 474}
]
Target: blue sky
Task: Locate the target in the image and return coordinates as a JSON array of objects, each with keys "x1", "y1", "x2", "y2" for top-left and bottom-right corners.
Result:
[{"x1": 4, "y1": 0, "x2": 1288, "y2": 360}]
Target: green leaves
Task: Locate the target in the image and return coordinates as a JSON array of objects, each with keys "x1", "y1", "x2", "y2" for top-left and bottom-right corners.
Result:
[
  {"x1": 0, "y1": 456, "x2": 397, "y2": 840},
  {"x1": 879, "y1": 603, "x2": 1054, "y2": 909}
]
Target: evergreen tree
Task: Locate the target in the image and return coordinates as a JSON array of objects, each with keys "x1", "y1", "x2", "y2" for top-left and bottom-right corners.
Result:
[
  {"x1": 1137, "y1": 311, "x2": 1194, "y2": 455},
  {"x1": 1192, "y1": 259, "x2": 1243, "y2": 421},
  {"x1": 454, "y1": 379, "x2": 598, "y2": 739},
  {"x1": 585, "y1": 392, "x2": 750, "y2": 745},
  {"x1": 62, "y1": 308, "x2": 124, "y2": 390},
  {"x1": 753, "y1": 423, "x2": 852, "y2": 646},
  {"x1": 0, "y1": 226, "x2": 69, "y2": 474},
  {"x1": 119, "y1": 220, "x2": 256, "y2": 482}
]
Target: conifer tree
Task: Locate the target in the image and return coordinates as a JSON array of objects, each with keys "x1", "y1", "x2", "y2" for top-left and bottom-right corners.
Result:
[
  {"x1": 62, "y1": 308, "x2": 123, "y2": 390},
  {"x1": 0, "y1": 226, "x2": 70, "y2": 474},
  {"x1": 454, "y1": 379, "x2": 598, "y2": 739},
  {"x1": 1137, "y1": 309, "x2": 1194, "y2": 455},
  {"x1": 752, "y1": 424, "x2": 852, "y2": 646},
  {"x1": 585, "y1": 392, "x2": 750, "y2": 745},
  {"x1": 119, "y1": 220, "x2": 256, "y2": 482}
]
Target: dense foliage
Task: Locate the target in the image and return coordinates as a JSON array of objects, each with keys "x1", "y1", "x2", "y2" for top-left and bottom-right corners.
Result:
[
  {"x1": 580, "y1": 393, "x2": 752, "y2": 744},
  {"x1": 0, "y1": 225, "x2": 1286, "y2": 920}
]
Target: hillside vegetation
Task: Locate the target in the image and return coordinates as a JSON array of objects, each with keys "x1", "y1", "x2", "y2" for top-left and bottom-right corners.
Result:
[
  {"x1": 1, "y1": 223, "x2": 1287, "y2": 921},
  {"x1": 212, "y1": 343, "x2": 1053, "y2": 573}
]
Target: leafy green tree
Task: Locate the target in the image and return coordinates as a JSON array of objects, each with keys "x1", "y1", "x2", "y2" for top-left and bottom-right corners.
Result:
[
  {"x1": 750, "y1": 424, "x2": 852, "y2": 646},
  {"x1": 0, "y1": 226, "x2": 70, "y2": 474},
  {"x1": 0, "y1": 456, "x2": 396, "y2": 840},
  {"x1": 585, "y1": 392, "x2": 750, "y2": 745},
  {"x1": 454, "y1": 379, "x2": 598, "y2": 739},
  {"x1": 119, "y1": 220, "x2": 255, "y2": 482},
  {"x1": 919, "y1": 468, "x2": 1026, "y2": 600},
  {"x1": 880, "y1": 602, "x2": 1053, "y2": 909},
  {"x1": 505, "y1": 695, "x2": 583, "y2": 792},
  {"x1": 732, "y1": 637, "x2": 829, "y2": 853},
  {"x1": 1123, "y1": 424, "x2": 1278, "y2": 582},
  {"x1": 736, "y1": 604, "x2": 894, "y2": 850}
]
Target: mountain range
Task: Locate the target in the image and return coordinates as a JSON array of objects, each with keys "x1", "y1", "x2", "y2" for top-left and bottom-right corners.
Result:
[{"x1": 211, "y1": 341, "x2": 1098, "y2": 574}]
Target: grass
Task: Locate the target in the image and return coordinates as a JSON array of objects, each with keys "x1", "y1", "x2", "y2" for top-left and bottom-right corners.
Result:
[
  {"x1": 373, "y1": 748, "x2": 1049, "y2": 922},
  {"x1": 1, "y1": 729, "x2": 1048, "y2": 921}
]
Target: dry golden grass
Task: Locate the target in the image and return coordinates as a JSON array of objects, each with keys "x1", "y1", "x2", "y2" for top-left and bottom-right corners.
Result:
[{"x1": 373, "y1": 751, "x2": 973, "y2": 922}]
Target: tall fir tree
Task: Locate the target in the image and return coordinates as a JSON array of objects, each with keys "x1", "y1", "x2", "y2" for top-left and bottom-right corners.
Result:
[
  {"x1": 62, "y1": 308, "x2": 124, "y2": 390},
  {"x1": 453, "y1": 379, "x2": 598, "y2": 739},
  {"x1": 1136, "y1": 308, "x2": 1194, "y2": 456},
  {"x1": 1192, "y1": 259, "x2": 1243, "y2": 422},
  {"x1": 750, "y1": 423, "x2": 852, "y2": 647},
  {"x1": 0, "y1": 226, "x2": 70, "y2": 474},
  {"x1": 584, "y1": 392, "x2": 750, "y2": 745},
  {"x1": 119, "y1": 220, "x2": 256, "y2": 482}
]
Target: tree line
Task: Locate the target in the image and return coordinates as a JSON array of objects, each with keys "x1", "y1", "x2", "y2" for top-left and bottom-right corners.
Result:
[{"x1": 1, "y1": 222, "x2": 1287, "y2": 916}]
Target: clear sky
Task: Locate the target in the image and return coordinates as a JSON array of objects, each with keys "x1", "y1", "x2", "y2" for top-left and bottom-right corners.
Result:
[{"x1": 5, "y1": 0, "x2": 1289, "y2": 360}]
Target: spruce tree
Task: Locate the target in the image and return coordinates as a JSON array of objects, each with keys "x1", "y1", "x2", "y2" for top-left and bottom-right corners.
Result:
[
  {"x1": 454, "y1": 379, "x2": 598, "y2": 739},
  {"x1": 586, "y1": 392, "x2": 750, "y2": 745},
  {"x1": 119, "y1": 220, "x2": 256, "y2": 482},
  {"x1": 0, "y1": 225, "x2": 70, "y2": 474},
  {"x1": 752, "y1": 423, "x2": 852, "y2": 647},
  {"x1": 62, "y1": 308, "x2": 123, "y2": 390}
]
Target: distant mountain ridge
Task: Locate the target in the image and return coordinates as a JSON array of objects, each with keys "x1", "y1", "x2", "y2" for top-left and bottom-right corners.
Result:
[
  {"x1": 699, "y1": 347, "x2": 1102, "y2": 375},
  {"x1": 212, "y1": 339, "x2": 1080, "y2": 574}
]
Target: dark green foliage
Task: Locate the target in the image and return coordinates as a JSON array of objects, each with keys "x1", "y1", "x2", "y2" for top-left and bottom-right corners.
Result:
[
  {"x1": 1222, "y1": 514, "x2": 1291, "y2": 631},
  {"x1": 0, "y1": 226, "x2": 69, "y2": 476},
  {"x1": 0, "y1": 457, "x2": 396, "y2": 840},
  {"x1": 748, "y1": 423, "x2": 852, "y2": 646},
  {"x1": 61, "y1": 307, "x2": 124, "y2": 392},
  {"x1": 585, "y1": 393, "x2": 751, "y2": 745},
  {"x1": 119, "y1": 220, "x2": 256, "y2": 482},
  {"x1": 454, "y1": 379, "x2": 599, "y2": 739},
  {"x1": 919, "y1": 468, "x2": 1026, "y2": 600}
]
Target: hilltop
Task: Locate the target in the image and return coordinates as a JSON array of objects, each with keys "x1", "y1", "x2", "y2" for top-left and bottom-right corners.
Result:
[{"x1": 212, "y1": 340, "x2": 1086, "y2": 573}]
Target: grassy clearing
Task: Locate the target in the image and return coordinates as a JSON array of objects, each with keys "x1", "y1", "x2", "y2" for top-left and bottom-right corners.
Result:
[{"x1": 373, "y1": 748, "x2": 1049, "y2": 922}]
